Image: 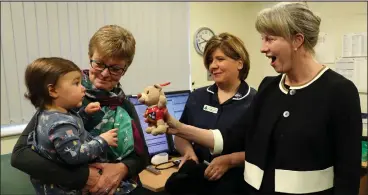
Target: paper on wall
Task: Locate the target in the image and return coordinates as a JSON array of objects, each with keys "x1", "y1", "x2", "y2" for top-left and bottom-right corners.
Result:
[
  {"x1": 335, "y1": 58, "x2": 356, "y2": 83},
  {"x1": 342, "y1": 34, "x2": 353, "y2": 57},
  {"x1": 335, "y1": 57, "x2": 367, "y2": 93},
  {"x1": 342, "y1": 32, "x2": 367, "y2": 57},
  {"x1": 354, "y1": 57, "x2": 367, "y2": 93}
]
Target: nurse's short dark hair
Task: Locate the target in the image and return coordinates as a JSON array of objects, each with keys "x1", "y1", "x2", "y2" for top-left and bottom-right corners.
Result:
[{"x1": 203, "y1": 32, "x2": 250, "y2": 80}]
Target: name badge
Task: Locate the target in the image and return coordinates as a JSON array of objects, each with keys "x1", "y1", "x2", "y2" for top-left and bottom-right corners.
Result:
[{"x1": 203, "y1": 105, "x2": 218, "y2": 114}]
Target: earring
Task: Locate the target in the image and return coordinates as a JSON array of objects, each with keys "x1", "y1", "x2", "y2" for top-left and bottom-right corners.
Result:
[{"x1": 294, "y1": 48, "x2": 298, "y2": 51}]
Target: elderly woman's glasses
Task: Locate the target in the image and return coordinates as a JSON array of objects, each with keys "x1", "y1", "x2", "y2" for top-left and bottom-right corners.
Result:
[{"x1": 90, "y1": 59, "x2": 127, "y2": 76}]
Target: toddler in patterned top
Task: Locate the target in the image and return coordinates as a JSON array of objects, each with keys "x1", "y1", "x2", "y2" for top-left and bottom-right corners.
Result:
[{"x1": 24, "y1": 57, "x2": 118, "y2": 195}]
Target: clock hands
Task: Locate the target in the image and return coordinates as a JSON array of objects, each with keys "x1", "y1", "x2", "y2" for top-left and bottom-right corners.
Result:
[
  {"x1": 194, "y1": 27, "x2": 214, "y2": 55},
  {"x1": 198, "y1": 40, "x2": 207, "y2": 45},
  {"x1": 198, "y1": 35, "x2": 208, "y2": 45},
  {"x1": 199, "y1": 35, "x2": 207, "y2": 41}
]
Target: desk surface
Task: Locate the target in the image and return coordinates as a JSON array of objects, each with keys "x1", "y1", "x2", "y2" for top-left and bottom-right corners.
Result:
[
  {"x1": 139, "y1": 162, "x2": 179, "y2": 192},
  {"x1": 139, "y1": 167, "x2": 178, "y2": 192}
]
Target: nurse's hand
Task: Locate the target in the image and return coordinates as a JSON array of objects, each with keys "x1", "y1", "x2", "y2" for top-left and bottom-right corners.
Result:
[
  {"x1": 179, "y1": 150, "x2": 198, "y2": 168},
  {"x1": 204, "y1": 155, "x2": 231, "y2": 181},
  {"x1": 164, "y1": 112, "x2": 183, "y2": 131}
]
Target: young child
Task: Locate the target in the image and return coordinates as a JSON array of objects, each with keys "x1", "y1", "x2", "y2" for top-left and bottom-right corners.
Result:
[{"x1": 24, "y1": 57, "x2": 118, "y2": 195}]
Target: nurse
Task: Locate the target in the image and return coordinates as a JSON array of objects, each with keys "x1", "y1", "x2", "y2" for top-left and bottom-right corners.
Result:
[{"x1": 167, "y1": 32, "x2": 256, "y2": 195}]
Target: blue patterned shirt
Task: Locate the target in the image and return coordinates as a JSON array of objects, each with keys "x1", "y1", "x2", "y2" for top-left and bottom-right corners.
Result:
[{"x1": 27, "y1": 109, "x2": 108, "y2": 195}]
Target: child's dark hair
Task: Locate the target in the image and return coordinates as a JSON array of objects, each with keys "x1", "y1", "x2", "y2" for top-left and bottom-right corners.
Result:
[{"x1": 24, "y1": 57, "x2": 81, "y2": 109}]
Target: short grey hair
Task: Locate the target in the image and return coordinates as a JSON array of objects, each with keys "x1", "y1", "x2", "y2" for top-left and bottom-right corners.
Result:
[{"x1": 255, "y1": 2, "x2": 321, "y2": 54}]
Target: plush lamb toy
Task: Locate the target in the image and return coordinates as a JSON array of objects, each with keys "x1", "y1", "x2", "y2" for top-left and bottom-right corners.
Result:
[{"x1": 137, "y1": 82, "x2": 170, "y2": 135}]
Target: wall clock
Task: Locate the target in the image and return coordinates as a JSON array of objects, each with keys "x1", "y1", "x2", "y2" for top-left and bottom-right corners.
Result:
[{"x1": 193, "y1": 27, "x2": 215, "y2": 56}]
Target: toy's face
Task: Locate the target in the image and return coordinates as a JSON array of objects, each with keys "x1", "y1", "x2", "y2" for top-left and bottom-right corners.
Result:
[{"x1": 138, "y1": 86, "x2": 161, "y2": 106}]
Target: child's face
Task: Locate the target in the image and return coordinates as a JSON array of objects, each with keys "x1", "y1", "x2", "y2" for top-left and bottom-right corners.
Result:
[{"x1": 52, "y1": 71, "x2": 85, "y2": 109}]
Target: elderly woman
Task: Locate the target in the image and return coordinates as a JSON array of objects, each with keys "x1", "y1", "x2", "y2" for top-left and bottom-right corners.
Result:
[
  {"x1": 164, "y1": 2, "x2": 362, "y2": 195},
  {"x1": 11, "y1": 25, "x2": 150, "y2": 195},
  {"x1": 165, "y1": 32, "x2": 256, "y2": 195}
]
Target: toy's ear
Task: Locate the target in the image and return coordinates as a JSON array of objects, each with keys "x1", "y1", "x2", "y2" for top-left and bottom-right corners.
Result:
[{"x1": 154, "y1": 84, "x2": 162, "y2": 91}]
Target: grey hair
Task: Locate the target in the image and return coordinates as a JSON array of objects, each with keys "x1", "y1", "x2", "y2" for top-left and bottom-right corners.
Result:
[{"x1": 255, "y1": 2, "x2": 321, "y2": 54}]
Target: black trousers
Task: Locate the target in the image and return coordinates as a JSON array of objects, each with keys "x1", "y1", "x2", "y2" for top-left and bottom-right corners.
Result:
[
  {"x1": 130, "y1": 187, "x2": 170, "y2": 195},
  {"x1": 165, "y1": 160, "x2": 247, "y2": 195}
]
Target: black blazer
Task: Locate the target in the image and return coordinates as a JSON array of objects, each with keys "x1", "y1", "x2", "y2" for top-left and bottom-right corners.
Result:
[{"x1": 223, "y1": 68, "x2": 362, "y2": 195}]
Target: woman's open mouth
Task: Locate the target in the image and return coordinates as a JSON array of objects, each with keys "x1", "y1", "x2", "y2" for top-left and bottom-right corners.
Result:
[{"x1": 268, "y1": 56, "x2": 277, "y2": 66}]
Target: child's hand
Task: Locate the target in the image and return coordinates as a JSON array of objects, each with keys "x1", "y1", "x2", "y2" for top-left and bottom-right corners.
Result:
[
  {"x1": 100, "y1": 128, "x2": 118, "y2": 147},
  {"x1": 85, "y1": 102, "x2": 101, "y2": 114}
]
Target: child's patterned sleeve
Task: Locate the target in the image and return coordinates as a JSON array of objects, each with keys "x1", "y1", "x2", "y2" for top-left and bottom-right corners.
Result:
[
  {"x1": 49, "y1": 124, "x2": 108, "y2": 165},
  {"x1": 77, "y1": 107, "x2": 104, "y2": 131},
  {"x1": 77, "y1": 107, "x2": 91, "y2": 126}
]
